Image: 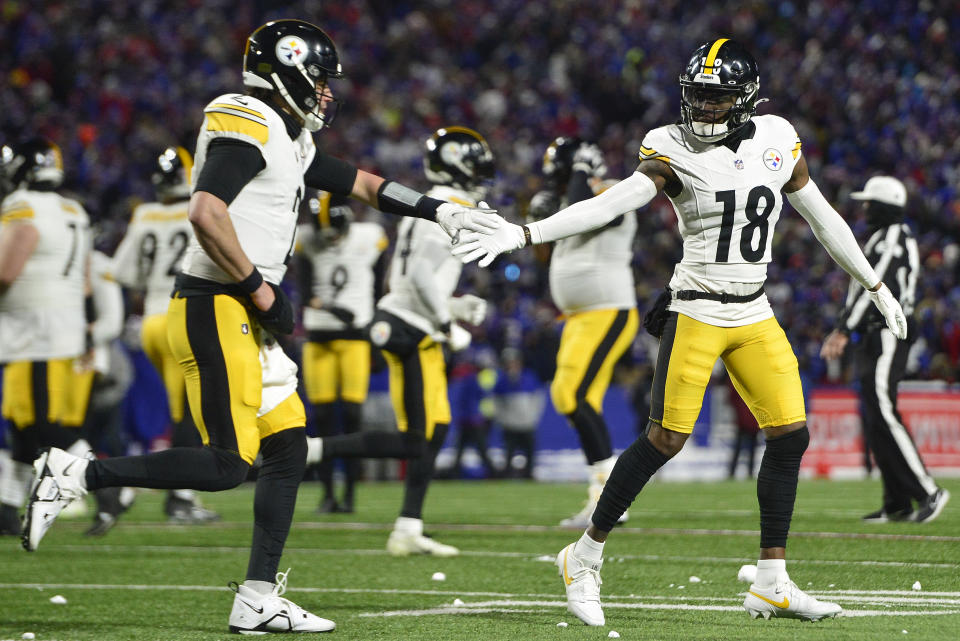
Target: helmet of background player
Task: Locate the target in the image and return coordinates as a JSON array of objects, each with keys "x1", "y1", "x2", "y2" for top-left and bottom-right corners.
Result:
[
  {"x1": 423, "y1": 126, "x2": 495, "y2": 201},
  {"x1": 310, "y1": 191, "x2": 352, "y2": 244},
  {"x1": 242, "y1": 19, "x2": 343, "y2": 132},
  {"x1": 151, "y1": 146, "x2": 193, "y2": 203},
  {"x1": 1, "y1": 137, "x2": 64, "y2": 191},
  {"x1": 541, "y1": 136, "x2": 582, "y2": 191},
  {"x1": 851, "y1": 175, "x2": 907, "y2": 228},
  {"x1": 679, "y1": 39, "x2": 762, "y2": 143}
]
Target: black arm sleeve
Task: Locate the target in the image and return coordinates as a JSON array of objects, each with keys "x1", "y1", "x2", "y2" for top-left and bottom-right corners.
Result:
[
  {"x1": 372, "y1": 252, "x2": 388, "y2": 302},
  {"x1": 193, "y1": 139, "x2": 265, "y2": 205},
  {"x1": 304, "y1": 151, "x2": 359, "y2": 196},
  {"x1": 296, "y1": 252, "x2": 314, "y2": 307},
  {"x1": 565, "y1": 170, "x2": 595, "y2": 205}
]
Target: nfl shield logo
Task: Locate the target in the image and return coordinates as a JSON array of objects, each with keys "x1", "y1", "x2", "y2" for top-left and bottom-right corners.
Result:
[
  {"x1": 734, "y1": 159, "x2": 744, "y2": 170},
  {"x1": 241, "y1": 323, "x2": 249, "y2": 335}
]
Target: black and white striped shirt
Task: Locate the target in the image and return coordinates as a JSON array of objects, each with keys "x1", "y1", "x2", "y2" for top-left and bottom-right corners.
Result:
[{"x1": 838, "y1": 223, "x2": 920, "y2": 334}]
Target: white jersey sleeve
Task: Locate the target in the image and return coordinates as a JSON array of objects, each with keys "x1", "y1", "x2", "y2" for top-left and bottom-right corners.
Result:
[{"x1": 181, "y1": 94, "x2": 315, "y2": 285}]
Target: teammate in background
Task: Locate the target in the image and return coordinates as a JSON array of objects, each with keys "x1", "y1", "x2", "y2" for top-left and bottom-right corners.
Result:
[
  {"x1": 821, "y1": 176, "x2": 949, "y2": 524},
  {"x1": 306, "y1": 126, "x2": 493, "y2": 557},
  {"x1": 0, "y1": 138, "x2": 96, "y2": 536},
  {"x1": 110, "y1": 146, "x2": 221, "y2": 525},
  {"x1": 530, "y1": 137, "x2": 638, "y2": 527},
  {"x1": 456, "y1": 39, "x2": 911, "y2": 625},
  {"x1": 22, "y1": 20, "x2": 497, "y2": 635},
  {"x1": 296, "y1": 192, "x2": 387, "y2": 513}
]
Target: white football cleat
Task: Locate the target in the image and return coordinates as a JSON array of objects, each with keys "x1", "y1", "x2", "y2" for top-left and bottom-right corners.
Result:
[
  {"x1": 743, "y1": 578, "x2": 842, "y2": 621},
  {"x1": 556, "y1": 543, "x2": 604, "y2": 626},
  {"x1": 228, "y1": 569, "x2": 335, "y2": 634},
  {"x1": 386, "y1": 530, "x2": 459, "y2": 557},
  {"x1": 22, "y1": 448, "x2": 89, "y2": 551}
]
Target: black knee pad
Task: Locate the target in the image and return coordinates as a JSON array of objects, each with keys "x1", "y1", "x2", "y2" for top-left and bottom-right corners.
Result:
[{"x1": 764, "y1": 426, "x2": 809, "y2": 459}]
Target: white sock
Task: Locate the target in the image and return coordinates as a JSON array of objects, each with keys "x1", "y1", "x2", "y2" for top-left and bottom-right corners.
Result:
[
  {"x1": 243, "y1": 579, "x2": 274, "y2": 596},
  {"x1": 305, "y1": 437, "x2": 323, "y2": 466},
  {"x1": 574, "y1": 531, "x2": 604, "y2": 565},
  {"x1": 171, "y1": 489, "x2": 195, "y2": 502},
  {"x1": 755, "y1": 559, "x2": 787, "y2": 587},
  {"x1": 394, "y1": 516, "x2": 423, "y2": 536}
]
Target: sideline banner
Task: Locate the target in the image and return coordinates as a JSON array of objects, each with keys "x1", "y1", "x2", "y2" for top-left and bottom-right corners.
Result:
[{"x1": 805, "y1": 387, "x2": 960, "y2": 475}]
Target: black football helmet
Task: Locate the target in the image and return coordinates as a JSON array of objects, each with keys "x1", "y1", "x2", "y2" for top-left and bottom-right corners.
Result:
[
  {"x1": 310, "y1": 191, "x2": 352, "y2": 244},
  {"x1": 1, "y1": 137, "x2": 64, "y2": 191},
  {"x1": 243, "y1": 20, "x2": 343, "y2": 131},
  {"x1": 541, "y1": 136, "x2": 582, "y2": 189},
  {"x1": 679, "y1": 38, "x2": 763, "y2": 142},
  {"x1": 424, "y1": 126, "x2": 495, "y2": 200},
  {"x1": 151, "y1": 146, "x2": 193, "y2": 202}
]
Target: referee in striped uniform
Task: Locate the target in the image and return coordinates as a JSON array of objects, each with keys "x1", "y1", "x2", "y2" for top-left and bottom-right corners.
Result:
[{"x1": 821, "y1": 176, "x2": 949, "y2": 524}]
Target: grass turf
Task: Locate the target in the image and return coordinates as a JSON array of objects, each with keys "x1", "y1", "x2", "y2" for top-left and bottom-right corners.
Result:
[{"x1": 0, "y1": 477, "x2": 957, "y2": 640}]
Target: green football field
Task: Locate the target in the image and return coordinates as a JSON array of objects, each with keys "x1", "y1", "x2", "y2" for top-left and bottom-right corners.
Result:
[{"x1": 1, "y1": 478, "x2": 957, "y2": 641}]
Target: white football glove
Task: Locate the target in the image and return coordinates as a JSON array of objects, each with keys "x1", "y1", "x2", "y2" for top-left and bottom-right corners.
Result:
[
  {"x1": 435, "y1": 202, "x2": 499, "y2": 243},
  {"x1": 451, "y1": 218, "x2": 526, "y2": 267},
  {"x1": 571, "y1": 142, "x2": 607, "y2": 178},
  {"x1": 868, "y1": 282, "x2": 908, "y2": 339},
  {"x1": 448, "y1": 323, "x2": 473, "y2": 352},
  {"x1": 448, "y1": 294, "x2": 488, "y2": 326}
]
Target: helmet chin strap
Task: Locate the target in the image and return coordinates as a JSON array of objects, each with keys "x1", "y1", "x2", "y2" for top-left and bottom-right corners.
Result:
[
  {"x1": 690, "y1": 120, "x2": 730, "y2": 142},
  {"x1": 269, "y1": 71, "x2": 325, "y2": 132}
]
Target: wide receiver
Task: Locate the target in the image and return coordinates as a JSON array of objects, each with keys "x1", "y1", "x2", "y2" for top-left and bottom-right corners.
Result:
[{"x1": 455, "y1": 38, "x2": 907, "y2": 625}]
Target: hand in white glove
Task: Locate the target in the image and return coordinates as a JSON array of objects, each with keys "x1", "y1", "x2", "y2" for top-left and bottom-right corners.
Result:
[
  {"x1": 868, "y1": 282, "x2": 908, "y2": 339},
  {"x1": 448, "y1": 323, "x2": 473, "y2": 352},
  {"x1": 571, "y1": 142, "x2": 607, "y2": 178},
  {"x1": 435, "y1": 202, "x2": 499, "y2": 243},
  {"x1": 451, "y1": 218, "x2": 526, "y2": 267},
  {"x1": 448, "y1": 294, "x2": 488, "y2": 326}
]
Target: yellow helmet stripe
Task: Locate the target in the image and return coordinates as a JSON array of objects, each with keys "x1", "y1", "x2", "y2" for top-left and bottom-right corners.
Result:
[
  {"x1": 317, "y1": 191, "x2": 332, "y2": 228},
  {"x1": 703, "y1": 38, "x2": 730, "y2": 75},
  {"x1": 174, "y1": 146, "x2": 194, "y2": 185},
  {"x1": 436, "y1": 126, "x2": 487, "y2": 145}
]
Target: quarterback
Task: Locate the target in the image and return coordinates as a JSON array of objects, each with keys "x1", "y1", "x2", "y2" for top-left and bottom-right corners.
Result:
[
  {"x1": 22, "y1": 19, "x2": 497, "y2": 635},
  {"x1": 456, "y1": 39, "x2": 907, "y2": 625}
]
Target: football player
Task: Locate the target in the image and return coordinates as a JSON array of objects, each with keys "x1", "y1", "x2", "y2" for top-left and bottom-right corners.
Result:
[
  {"x1": 530, "y1": 137, "x2": 638, "y2": 528},
  {"x1": 22, "y1": 20, "x2": 498, "y2": 635},
  {"x1": 0, "y1": 138, "x2": 96, "y2": 536},
  {"x1": 110, "y1": 146, "x2": 221, "y2": 525},
  {"x1": 296, "y1": 192, "x2": 388, "y2": 513},
  {"x1": 306, "y1": 126, "x2": 493, "y2": 557},
  {"x1": 455, "y1": 39, "x2": 910, "y2": 625}
]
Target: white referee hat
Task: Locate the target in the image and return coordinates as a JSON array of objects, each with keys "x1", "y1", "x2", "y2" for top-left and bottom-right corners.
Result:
[{"x1": 851, "y1": 176, "x2": 907, "y2": 207}]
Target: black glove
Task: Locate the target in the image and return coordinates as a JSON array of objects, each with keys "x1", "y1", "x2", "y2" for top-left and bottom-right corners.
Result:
[
  {"x1": 326, "y1": 305, "x2": 356, "y2": 326},
  {"x1": 255, "y1": 282, "x2": 295, "y2": 336}
]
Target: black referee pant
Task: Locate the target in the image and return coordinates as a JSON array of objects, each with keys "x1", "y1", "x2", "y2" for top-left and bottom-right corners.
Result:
[{"x1": 855, "y1": 326, "x2": 938, "y2": 513}]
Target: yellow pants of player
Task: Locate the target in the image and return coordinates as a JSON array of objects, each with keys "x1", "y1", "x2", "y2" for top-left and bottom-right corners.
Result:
[
  {"x1": 166, "y1": 294, "x2": 305, "y2": 464},
  {"x1": 302, "y1": 339, "x2": 371, "y2": 404},
  {"x1": 651, "y1": 313, "x2": 806, "y2": 433},
  {"x1": 382, "y1": 336, "x2": 450, "y2": 441},
  {"x1": 142, "y1": 312, "x2": 187, "y2": 423},
  {"x1": 1, "y1": 358, "x2": 93, "y2": 429},
  {"x1": 551, "y1": 308, "x2": 639, "y2": 415}
]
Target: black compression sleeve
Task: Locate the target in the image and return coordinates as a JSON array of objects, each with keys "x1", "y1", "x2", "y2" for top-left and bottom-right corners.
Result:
[
  {"x1": 304, "y1": 151, "x2": 358, "y2": 195},
  {"x1": 193, "y1": 139, "x2": 265, "y2": 204}
]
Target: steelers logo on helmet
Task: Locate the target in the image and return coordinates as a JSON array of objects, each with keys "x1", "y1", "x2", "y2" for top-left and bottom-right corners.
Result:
[{"x1": 276, "y1": 36, "x2": 310, "y2": 67}]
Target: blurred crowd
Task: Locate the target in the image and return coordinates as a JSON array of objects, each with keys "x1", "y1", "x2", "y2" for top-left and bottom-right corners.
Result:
[{"x1": 3, "y1": 0, "x2": 959, "y2": 387}]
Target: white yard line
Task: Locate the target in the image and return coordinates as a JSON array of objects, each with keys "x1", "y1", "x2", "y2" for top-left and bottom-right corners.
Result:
[{"x1": 34, "y1": 543, "x2": 960, "y2": 569}]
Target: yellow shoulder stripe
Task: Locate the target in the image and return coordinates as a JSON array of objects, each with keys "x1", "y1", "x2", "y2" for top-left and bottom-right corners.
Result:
[
  {"x1": 447, "y1": 196, "x2": 474, "y2": 206},
  {"x1": 376, "y1": 235, "x2": 389, "y2": 251},
  {"x1": 209, "y1": 102, "x2": 265, "y2": 120},
  {"x1": 791, "y1": 141, "x2": 802, "y2": 159},
  {"x1": 1, "y1": 207, "x2": 35, "y2": 222},
  {"x1": 654, "y1": 155, "x2": 671, "y2": 164},
  {"x1": 639, "y1": 145, "x2": 658, "y2": 157},
  {"x1": 206, "y1": 112, "x2": 269, "y2": 144}
]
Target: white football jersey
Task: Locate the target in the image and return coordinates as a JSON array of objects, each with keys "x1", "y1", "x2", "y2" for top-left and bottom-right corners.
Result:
[
  {"x1": 181, "y1": 93, "x2": 316, "y2": 285},
  {"x1": 549, "y1": 179, "x2": 638, "y2": 314},
  {"x1": 299, "y1": 221, "x2": 388, "y2": 331},
  {"x1": 112, "y1": 200, "x2": 191, "y2": 317},
  {"x1": 377, "y1": 185, "x2": 468, "y2": 335},
  {"x1": 639, "y1": 115, "x2": 803, "y2": 326},
  {"x1": 0, "y1": 189, "x2": 90, "y2": 361}
]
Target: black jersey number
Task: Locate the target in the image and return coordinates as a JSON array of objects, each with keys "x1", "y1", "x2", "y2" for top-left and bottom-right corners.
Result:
[
  {"x1": 165, "y1": 230, "x2": 189, "y2": 276},
  {"x1": 138, "y1": 231, "x2": 158, "y2": 281},
  {"x1": 330, "y1": 265, "x2": 348, "y2": 300},
  {"x1": 713, "y1": 185, "x2": 775, "y2": 263},
  {"x1": 62, "y1": 221, "x2": 80, "y2": 277},
  {"x1": 399, "y1": 221, "x2": 416, "y2": 275}
]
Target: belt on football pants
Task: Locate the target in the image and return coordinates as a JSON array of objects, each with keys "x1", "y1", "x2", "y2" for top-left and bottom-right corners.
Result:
[{"x1": 673, "y1": 287, "x2": 764, "y2": 304}]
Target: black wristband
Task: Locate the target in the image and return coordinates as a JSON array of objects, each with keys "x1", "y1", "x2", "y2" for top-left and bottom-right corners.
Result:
[
  {"x1": 238, "y1": 267, "x2": 264, "y2": 295},
  {"x1": 377, "y1": 180, "x2": 442, "y2": 221},
  {"x1": 521, "y1": 225, "x2": 532, "y2": 247}
]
